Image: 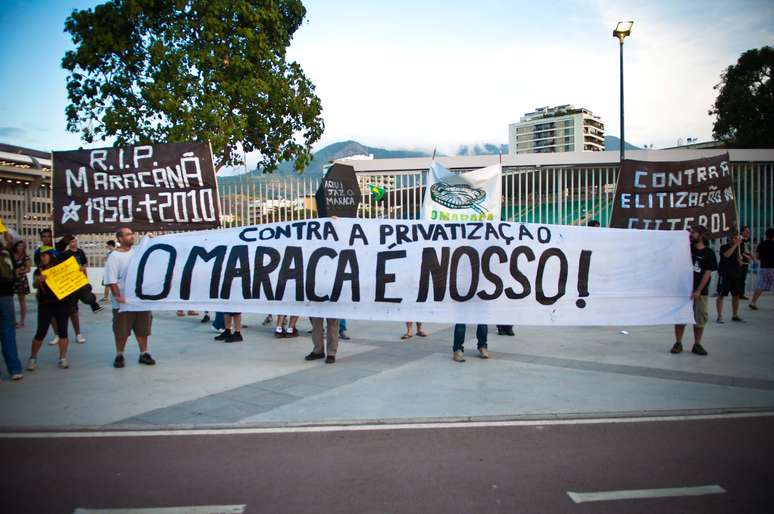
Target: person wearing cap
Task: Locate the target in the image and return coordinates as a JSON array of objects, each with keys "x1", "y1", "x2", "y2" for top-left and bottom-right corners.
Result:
[{"x1": 672, "y1": 225, "x2": 716, "y2": 356}]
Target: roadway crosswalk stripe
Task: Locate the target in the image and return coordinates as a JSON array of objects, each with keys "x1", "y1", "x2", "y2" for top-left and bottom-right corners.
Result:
[
  {"x1": 72, "y1": 505, "x2": 245, "y2": 514},
  {"x1": 567, "y1": 485, "x2": 726, "y2": 503}
]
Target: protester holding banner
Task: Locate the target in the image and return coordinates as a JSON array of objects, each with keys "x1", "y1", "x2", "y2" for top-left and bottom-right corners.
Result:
[
  {"x1": 672, "y1": 225, "x2": 716, "y2": 356},
  {"x1": 452, "y1": 324, "x2": 490, "y2": 362},
  {"x1": 307, "y1": 318, "x2": 339, "y2": 364},
  {"x1": 26, "y1": 249, "x2": 72, "y2": 371},
  {"x1": 750, "y1": 227, "x2": 774, "y2": 311},
  {"x1": 0, "y1": 236, "x2": 23, "y2": 381},
  {"x1": 715, "y1": 230, "x2": 744, "y2": 323},
  {"x1": 104, "y1": 228, "x2": 155, "y2": 368}
]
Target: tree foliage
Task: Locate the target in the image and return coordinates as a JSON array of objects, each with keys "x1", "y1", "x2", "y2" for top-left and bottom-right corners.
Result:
[
  {"x1": 62, "y1": 0, "x2": 324, "y2": 170},
  {"x1": 710, "y1": 46, "x2": 773, "y2": 148}
]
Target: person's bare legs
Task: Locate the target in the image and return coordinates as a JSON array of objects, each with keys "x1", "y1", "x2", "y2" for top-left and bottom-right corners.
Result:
[
  {"x1": 30, "y1": 338, "x2": 44, "y2": 359},
  {"x1": 416, "y1": 322, "x2": 427, "y2": 336},
  {"x1": 288, "y1": 315, "x2": 298, "y2": 331},
  {"x1": 115, "y1": 337, "x2": 128, "y2": 353},
  {"x1": 232, "y1": 315, "x2": 242, "y2": 333},
  {"x1": 223, "y1": 314, "x2": 232, "y2": 332},
  {"x1": 731, "y1": 295, "x2": 740, "y2": 317},
  {"x1": 136, "y1": 335, "x2": 149, "y2": 353},
  {"x1": 57, "y1": 337, "x2": 69, "y2": 359},
  {"x1": 693, "y1": 326, "x2": 704, "y2": 345},
  {"x1": 17, "y1": 293, "x2": 26, "y2": 327},
  {"x1": 70, "y1": 311, "x2": 81, "y2": 335},
  {"x1": 750, "y1": 288, "x2": 763, "y2": 308},
  {"x1": 674, "y1": 324, "x2": 686, "y2": 343},
  {"x1": 715, "y1": 296, "x2": 724, "y2": 319}
]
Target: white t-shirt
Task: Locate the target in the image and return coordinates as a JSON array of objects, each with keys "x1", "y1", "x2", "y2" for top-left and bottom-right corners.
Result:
[{"x1": 104, "y1": 248, "x2": 134, "y2": 310}]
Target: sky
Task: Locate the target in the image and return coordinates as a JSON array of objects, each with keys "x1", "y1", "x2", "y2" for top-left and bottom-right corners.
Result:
[{"x1": 1, "y1": 0, "x2": 773, "y2": 164}]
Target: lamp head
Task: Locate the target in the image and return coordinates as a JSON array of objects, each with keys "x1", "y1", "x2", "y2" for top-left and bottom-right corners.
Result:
[{"x1": 613, "y1": 21, "x2": 633, "y2": 41}]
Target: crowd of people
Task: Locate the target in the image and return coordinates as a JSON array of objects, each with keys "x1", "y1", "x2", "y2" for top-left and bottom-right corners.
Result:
[{"x1": 1, "y1": 222, "x2": 772, "y2": 382}]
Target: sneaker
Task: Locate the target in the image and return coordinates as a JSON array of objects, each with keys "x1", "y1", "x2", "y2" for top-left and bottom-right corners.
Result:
[
  {"x1": 731, "y1": 316, "x2": 744, "y2": 322},
  {"x1": 325, "y1": 355, "x2": 336, "y2": 364},
  {"x1": 478, "y1": 347, "x2": 491, "y2": 359},
  {"x1": 113, "y1": 354, "x2": 125, "y2": 368},
  {"x1": 91, "y1": 303, "x2": 104, "y2": 313},
  {"x1": 304, "y1": 352, "x2": 325, "y2": 361},
  {"x1": 339, "y1": 331, "x2": 351, "y2": 340},
  {"x1": 200, "y1": 314, "x2": 211, "y2": 323},
  {"x1": 224, "y1": 332, "x2": 244, "y2": 343},
  {"x1": 138, "y1": 353, "x2": 156, "y2": 365},
  {"x1": 691, "y1": 343, "x2": 708, "y2": 356},
  {"x1": 274, "y1": 328, "x2": 285, "y2": 338},
  {"x1": 48, "y1": 336, "x2": 59, "y2": 346},
  {"x1": 749, "y1": 304, "x2": 759, "y2": 310},
  {"x1": 76, "y1": 334, "x2": 87, "y2": 344},
  {"x1": 58, "y1": 357, "x2": 69, "y2": 369},
  {"x1": 285, "y1": 328, "x2": 298, "y2": 338},
  {"x1": 453, "y1": 350, "x2": 466, "y2": 362},
  {"x1": 214, "y1": 330, "x2": 232, "y2": 341},
  {"x1": 716, "y1": 316, "x2": 724, "y2": 324},
  {"x1": 670, "y1": 342, "x2": 683, "y2": 354},
  {"x1": 26, "y1": 358, "x2": 37, "y2": 371}
]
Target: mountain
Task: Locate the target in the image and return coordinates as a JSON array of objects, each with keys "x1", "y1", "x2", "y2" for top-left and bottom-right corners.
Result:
[
  {"x1": 604, "y1": 135, "x2": 641, "y2": 151},
  {"x1": 218, "y1": 141, "x2": 432, "y2": 184}
]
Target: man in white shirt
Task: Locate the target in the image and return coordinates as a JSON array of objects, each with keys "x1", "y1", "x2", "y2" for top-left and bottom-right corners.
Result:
[{"x1": 104, "y1": 227, "x2": 155, "y2": 368}]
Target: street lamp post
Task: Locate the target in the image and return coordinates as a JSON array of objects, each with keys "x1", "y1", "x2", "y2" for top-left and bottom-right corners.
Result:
[{"x1": 613, "y1": 21, "x2": 633, "y2": 164}]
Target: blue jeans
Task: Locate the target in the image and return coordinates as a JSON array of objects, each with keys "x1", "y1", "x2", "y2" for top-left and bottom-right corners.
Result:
[
  {"x1": 212, "y1": 312, "x2": 226, "y2": 331},
  {"x1": 0, "y1": 295, "x2": 22, "y2": 375},
  {"x1": 339, "y1": 319, "x2": 347, "y2": 333},
  {"x1": 453, "y1": 324, "x2": 487, "y2": 352}
]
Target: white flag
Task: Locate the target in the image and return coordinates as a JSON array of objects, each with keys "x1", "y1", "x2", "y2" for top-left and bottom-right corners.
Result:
[{"x1": 422, "y1": 161, "x2": 502, "y2": 221}]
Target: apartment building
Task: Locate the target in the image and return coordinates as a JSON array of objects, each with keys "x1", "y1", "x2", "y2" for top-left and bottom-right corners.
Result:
[{"x1": 508, "y1": 105, "x2": 605, "y2": 155}]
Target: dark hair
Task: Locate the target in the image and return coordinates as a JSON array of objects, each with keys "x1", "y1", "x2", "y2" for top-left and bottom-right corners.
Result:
[
  {"x1": 11, "y1": 240, "x2": 27, "y2": 255},
  {"x1": 107, "y1": 240, "x2": 116, "y2": 247},
  {"x1": 115, "y1": 228, "x2": 129, "y2": 239},
  {"x1": 39, "y1": 228, "x2": 52, "y2": 236},
  {"x1": 766, "y1": 227, "x2": 774, "y2": 239},
  {"x1": 61, "y1": 234, "x2": 76, "y2": 245},
  {"x1": 587, "y1": 220, "x2": 601, "y2": 227},
  {"x1": 691, "y1": 224, "x2": 708, "y2": 236}
]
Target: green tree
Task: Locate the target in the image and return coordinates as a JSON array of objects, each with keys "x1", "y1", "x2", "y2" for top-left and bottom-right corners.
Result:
[
  {"x1": 710, "y1": 46, "x2": 773, "y2": 148},
  {"x1": 62, "y1": 0, "x2": 324, "y2": 170}
]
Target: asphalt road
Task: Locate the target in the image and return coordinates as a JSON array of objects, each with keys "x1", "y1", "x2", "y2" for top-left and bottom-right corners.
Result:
[{"x1": 2, "y1": 415, "x2": 773, "y2": 514}]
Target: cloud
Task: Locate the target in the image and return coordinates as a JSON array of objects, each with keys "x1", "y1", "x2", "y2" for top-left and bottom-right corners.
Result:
[{"x1": 0, "y1": 126, "x2": 26, "y2": 138}]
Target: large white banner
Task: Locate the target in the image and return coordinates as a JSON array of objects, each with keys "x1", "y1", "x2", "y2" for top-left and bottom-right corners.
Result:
[
  {"x1": 422, "y1": 161, "x2": 502, "y2": 222},
  {"x1": 122, "y1": 219, "x2": 693, "y2": 326}
]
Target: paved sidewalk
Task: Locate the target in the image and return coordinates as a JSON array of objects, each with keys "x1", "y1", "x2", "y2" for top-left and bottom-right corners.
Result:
[{"x1": 1, "y1": 301, "x2": 773, "y2": 429}]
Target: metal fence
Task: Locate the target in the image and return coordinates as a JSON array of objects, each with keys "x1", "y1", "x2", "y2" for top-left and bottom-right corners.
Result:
[{"x1": 8, "y1": 160, "x2": 774, "y2": 270}]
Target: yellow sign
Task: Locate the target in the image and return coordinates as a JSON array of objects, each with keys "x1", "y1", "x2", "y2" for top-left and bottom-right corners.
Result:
[
  {"x1": 42, "y1": 256, "x2": 88, "y2": 300},
  {"x1": 0, "y1": 217, "x2": 6, "y2": 234}
]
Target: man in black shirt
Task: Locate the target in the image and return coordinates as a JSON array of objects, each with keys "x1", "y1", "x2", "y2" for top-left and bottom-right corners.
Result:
[
  {"x1": 672, "y1": 225, "x2": 716, "y2": 356},
  {"x1": 715, "y1": 230, "x2": 744, "y2": 323},
  {"x1": 750, "y1": 227, "x2": 774, "y2": 310}
]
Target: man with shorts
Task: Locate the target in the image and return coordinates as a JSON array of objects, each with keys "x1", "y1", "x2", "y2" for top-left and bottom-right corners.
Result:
[
  {"x1": 750, "y1": 227, "x2": 774, "y2": 310},
  {"x1": 715, "y1": 230, "x2": 744, "y2": 323},
  {"x1": 672, "y1": 225, "x2": 716, "y2": 356},
  {"x1": 104, "y1": 227, "x2": 155, "y2": 368}
]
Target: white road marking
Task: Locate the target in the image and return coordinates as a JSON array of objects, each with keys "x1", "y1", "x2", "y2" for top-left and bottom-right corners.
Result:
[
  {"x1": 73, "y1": 505, "x2": 245, "y2": 514},
  {"x1": 3, "y1": 411, "x2": 772, "y2": 439},
  {"x1": 567, "y1": 485, "x2": 726, "y2": 503}
]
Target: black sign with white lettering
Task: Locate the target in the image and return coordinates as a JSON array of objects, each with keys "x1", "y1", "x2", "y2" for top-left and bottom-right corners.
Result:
[
  {"x1": 52, "y1": 142, "x2": 221, "y2": 235},
  {"x1": 609, "y1": 153, "x2": 737, "y2": 239},
  {"x1": 315, "y1": 163, "x2": 362, "y2": 218}
]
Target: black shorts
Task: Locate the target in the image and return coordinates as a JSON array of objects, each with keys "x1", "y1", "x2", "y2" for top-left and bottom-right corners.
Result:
[
  {"x1": 717, "y1": 272, "x2": 743, "y2": 297},
  {"x1": 35, "y1": 301, "x2": 71, "y2": 340}
]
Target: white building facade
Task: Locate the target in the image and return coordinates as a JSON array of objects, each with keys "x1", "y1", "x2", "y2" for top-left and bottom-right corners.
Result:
[{"x1": 508, "y1": 105, "x2": 605, "y2": 155}]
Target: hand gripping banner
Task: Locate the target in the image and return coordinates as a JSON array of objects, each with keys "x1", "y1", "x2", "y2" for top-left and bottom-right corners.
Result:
[{"x1": 122, "y1": 219, "x2": 693, "y2": 326}]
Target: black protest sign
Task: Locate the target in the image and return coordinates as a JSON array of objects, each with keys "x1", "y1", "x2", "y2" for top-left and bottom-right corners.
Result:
[
  {"x1": 609, "y1": 153, "x2": 737, "y2": 239},
  {"x1": 315, "y1": 163, "x2": 362, "y2": 218},
  {"x1": 52, "y1": 142, "x2": 220, "y2": 235}
]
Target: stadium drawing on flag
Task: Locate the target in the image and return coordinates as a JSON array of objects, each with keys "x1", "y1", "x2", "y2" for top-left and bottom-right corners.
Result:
[{"x1": 422, "y1": 161, "x2": 502, "y2": 222}]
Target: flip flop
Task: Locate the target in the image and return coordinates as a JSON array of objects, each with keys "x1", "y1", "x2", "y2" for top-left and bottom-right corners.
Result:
[
  {"x1": 416, "y1": 331, "x2": 428, "y2": 337},
  {"x1": 401, "y1": 333, "x2": 413, "y2": 340}
]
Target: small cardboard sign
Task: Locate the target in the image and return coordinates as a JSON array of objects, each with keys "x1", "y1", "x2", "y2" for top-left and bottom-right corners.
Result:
[
  {"x1": 315, "y1": 163, "x2": 362, "y2": 218},
  {"x1": 42, "y1": 256, "x2": 89, "y2": 300}
]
